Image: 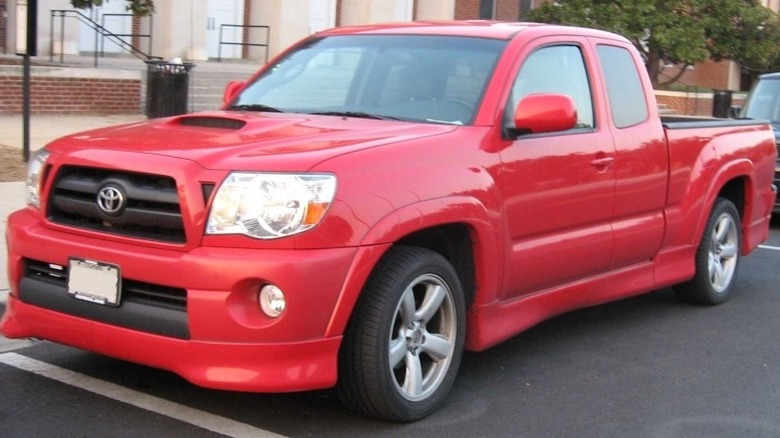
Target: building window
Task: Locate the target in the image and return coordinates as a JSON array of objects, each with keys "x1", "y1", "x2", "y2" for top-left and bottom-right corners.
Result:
[
  {"x1": 480, "y1": 0, "x2": 496, "y2": 19},
  {"x1": 520, "y1": 0, "x2": 533, "y2": 19}
]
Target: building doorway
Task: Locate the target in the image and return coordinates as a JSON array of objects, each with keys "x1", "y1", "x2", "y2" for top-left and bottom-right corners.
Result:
[
  {"x1": 207, "y1": 0, "x2": 244, "y2": 59},
  {"x1": 78, "y1": 0, "x2": 132, "y2": 56},
  {"x1": 309, "y1": 0, "x2": 336, "y2": 34}
]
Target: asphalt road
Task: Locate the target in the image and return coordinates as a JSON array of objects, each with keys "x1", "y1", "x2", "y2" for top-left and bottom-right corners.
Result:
[{"x1": 2, "y1": 219, "x2": 779, "y2": 438}]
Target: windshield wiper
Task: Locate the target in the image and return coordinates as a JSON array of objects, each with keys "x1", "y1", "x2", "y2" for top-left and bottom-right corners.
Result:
[
  {"x1": 227, "y1": 104, "x2": 285, "y2": 113},
  {"x1": 307, "y1": 111, "x2": 402, "y2": 121}
]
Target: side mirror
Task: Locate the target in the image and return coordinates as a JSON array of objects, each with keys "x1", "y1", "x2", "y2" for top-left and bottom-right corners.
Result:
[
  {"x1": 223, "y1": 80, "x2": 246, "y2": 105},
  {"x1": 728, "y1": 105, "x2": 741, "y2": 119},
  {"x1": 513, "y1": 93, "x2": 577, "y2": 134}
]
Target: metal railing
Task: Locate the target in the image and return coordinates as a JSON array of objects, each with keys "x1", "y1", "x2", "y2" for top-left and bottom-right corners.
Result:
[
  {"x1": 50, "y1": 10, "x2": 159, "y2": 66},
  {"x1": 218, "y1": 24, "x2": 270, "y2": 63},
  {"x1": 100, "y1": 13, "x2": 153, "y2": 59}
]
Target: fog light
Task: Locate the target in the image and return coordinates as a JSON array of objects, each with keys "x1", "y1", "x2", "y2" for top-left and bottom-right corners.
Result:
[{"x1": 259, "y1": 284, "x2": 286, "y2": 318}]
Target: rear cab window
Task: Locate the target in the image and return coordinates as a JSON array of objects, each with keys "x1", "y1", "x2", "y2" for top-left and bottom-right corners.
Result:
[{"x1": 596, "y1": 44, "x2": 649, "y2": 128}]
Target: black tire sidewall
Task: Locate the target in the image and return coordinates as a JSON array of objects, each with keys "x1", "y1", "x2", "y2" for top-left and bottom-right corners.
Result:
[
  {"x1": 338, "y1": 246, "x2": 466, "y2": 422},
  {"x1": 688, "y1": 197, "x2": 742, "y2": 304}
]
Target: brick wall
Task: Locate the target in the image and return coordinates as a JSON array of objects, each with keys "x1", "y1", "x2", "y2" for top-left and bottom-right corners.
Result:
[
  {"x1": 454, "y1": 0, "x2": 519, "y2": 20},
  {"x1": 0, "y1": 67, "x2": 142, "y2": 115},
  {"x1": 242, "y1": 0, "x2": 252, "y2": 59},
  {"x1": 658, "y1": 62, "x2": 734, "y2": 92},
  {"x1": 495, "y1": 0, "x2": 519, "y2": 20},
  {"x1": 655, "y1": 91, "x2": 746, "y2": 117},
  {"x1": 454, "y1": 0, "x2": 479, "y2": 19}
]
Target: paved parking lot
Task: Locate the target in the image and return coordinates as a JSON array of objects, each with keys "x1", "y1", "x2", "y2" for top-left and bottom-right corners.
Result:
[
  {"x1": 1, "y1": 214, "x2": 779, "y2": 436},
  {"x1": 1, "y1": 114, "x2": 778, "y2": 434}
]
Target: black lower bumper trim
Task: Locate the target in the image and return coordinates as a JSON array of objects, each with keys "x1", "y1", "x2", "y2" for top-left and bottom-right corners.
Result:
[{"x1": 18, "y1": 277, "x2": 190, "y2": 340}]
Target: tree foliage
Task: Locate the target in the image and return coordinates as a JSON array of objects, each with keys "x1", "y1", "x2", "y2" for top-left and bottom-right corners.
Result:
[
  {"x1": 70, "y1": 0, "x2": 155, "y2": 17},
  {"x1": 526, "y1": 0, "x2": 780, "y2": 88}
]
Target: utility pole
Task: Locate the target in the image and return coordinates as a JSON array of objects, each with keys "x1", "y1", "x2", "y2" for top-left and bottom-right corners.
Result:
[{"x1": 16, "y1": 0, "x2": 37, "y2": 162}]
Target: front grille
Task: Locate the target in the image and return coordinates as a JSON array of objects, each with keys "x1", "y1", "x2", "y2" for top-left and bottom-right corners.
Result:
[
  {"x1": 47, "y1": 166, "x2": 185, "y2": 243},
  {"x1": 20, "y1": 259, "x2": 189, "y2": 339}
]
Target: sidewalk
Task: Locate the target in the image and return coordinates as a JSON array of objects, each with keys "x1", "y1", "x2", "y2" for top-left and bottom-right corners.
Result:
[
  {"x1": 0, "y1": 52, "x2": 262, "y2": 74},
  {"x1": 1, "y1": 114, "x2": 147, "y2": 302},
  {"x1": 0, "y1": 113, "x2": 148, "y2": 153}
]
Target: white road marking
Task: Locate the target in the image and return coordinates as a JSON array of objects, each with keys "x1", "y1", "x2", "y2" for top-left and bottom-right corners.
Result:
[
  {"x1": 0, "y1": 352, "x2": 286, "y2": 438},
  {"x1": 758, "y1": 244, "x2": 780, "y2": 251}
]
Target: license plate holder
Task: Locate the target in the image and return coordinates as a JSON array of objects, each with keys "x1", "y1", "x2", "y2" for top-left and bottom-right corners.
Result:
[{"x1": 67, "y1": 258, "x2": 121, "y2": 306}]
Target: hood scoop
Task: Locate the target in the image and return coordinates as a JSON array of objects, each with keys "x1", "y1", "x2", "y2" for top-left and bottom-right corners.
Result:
[{"x1": 177, "y1": 116, "x2": 247, "y2": 130}]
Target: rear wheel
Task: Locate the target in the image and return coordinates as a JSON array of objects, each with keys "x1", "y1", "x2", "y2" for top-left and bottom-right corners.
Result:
[
  {"x1": 674, "y1": 197, "x2": 741, "y2": 305},
  {"x1": 337, "y1": 246, "x2": 466, "y2": 422}
]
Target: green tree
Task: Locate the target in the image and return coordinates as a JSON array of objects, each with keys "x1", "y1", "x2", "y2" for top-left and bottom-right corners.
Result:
[
  {"x1": 526, "y1": 0, "x2": 780, "y2": 88},
  {"x1": 70, "y1": 0, "x2": 155, "y2": 17}
]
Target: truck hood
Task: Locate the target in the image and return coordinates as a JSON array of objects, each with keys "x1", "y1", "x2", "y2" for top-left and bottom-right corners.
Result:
[{"x1": 47, "y1": 111, "x2": 457, "y2": 171}]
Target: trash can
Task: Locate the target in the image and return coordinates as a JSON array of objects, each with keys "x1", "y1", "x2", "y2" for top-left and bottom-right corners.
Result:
[
  {"x1": 712, "y1": 89, "x2": 733, "y2": 118},
  {"x1": 145, "y1": 60, "x2": 195, "y2": 118}
]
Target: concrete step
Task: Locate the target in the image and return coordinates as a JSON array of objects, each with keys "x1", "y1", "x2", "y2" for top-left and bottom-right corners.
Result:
[{"x1": 188, "y1": 68, "x2": 256, "y2": 112}]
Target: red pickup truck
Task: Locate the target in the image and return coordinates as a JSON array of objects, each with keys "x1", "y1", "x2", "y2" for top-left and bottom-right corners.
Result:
[{"x1": 2, "y1": 22, "x2": 777, "y2": 422}]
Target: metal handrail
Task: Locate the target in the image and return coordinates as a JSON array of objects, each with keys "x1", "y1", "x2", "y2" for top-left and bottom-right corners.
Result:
[
  {"x1": 218, "y1": 24, "x2": 270, "y2": 63},
  {"x1": 100, "y1": 13, "x2": 153, "y2": 59},
  {"x1": 49, "y1": 9, "x2": 160, "y2": 66}
]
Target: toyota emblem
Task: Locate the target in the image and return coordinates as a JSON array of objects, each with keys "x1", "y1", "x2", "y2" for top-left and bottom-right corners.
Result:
[{"x1": 97, "y1": 186, "x2": 125, "y2": 216}]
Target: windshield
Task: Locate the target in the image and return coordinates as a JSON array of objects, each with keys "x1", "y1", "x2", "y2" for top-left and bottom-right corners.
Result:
[
  {"x1": 229, "y1": 35, "x2": 506, "y2": 126},
  {"x1": 741, "y1": 77, "x2": 780, "y2": 123}
]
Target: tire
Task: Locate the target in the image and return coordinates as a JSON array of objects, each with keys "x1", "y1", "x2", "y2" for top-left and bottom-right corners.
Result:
[
  {"x1": 337, "y1": 246, "x2": 466, "y2": 422},
  {"x1": 674, "y1": 197, "x2": 742, "y2": 305}
]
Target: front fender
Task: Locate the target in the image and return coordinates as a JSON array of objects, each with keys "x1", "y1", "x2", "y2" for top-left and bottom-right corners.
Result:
[{"x1": 323, "y1": 196, "x2": 504, "y2": 338}]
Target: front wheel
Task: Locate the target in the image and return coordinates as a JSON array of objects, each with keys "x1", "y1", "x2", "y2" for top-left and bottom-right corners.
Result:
[
  {"x1": 674, "y1": 197, "x2": 742, "y2": 305},
  {"x1": 337, "y1": 246, "x2": 466, "y2": 422}
]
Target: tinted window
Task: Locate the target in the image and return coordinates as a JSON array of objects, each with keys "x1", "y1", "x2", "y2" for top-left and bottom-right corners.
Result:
[
  {"x1": 508, "y1": 45, "x2": 594, "y2": 129},
  {"x1": 235, "y1": 35, "x2": 506, "y2": 126},
  {"x1": 596, "y1": 45, "x2": 648, "y2": 128},
  {"x1": 741, "y1": 77, "x2": 780, "y2": 122}
]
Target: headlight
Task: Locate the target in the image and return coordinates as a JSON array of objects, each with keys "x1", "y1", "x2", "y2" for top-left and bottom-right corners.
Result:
[
  {"x1": 26, "y1": 149, "x2": 51, "y2": 209},
  {"x1": 206, "y1": 172, "x2": 336, "y2": 239}
]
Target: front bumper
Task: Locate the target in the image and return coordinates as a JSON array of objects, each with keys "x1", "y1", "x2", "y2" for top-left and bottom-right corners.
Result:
[
  {"x1": 1, "y1": 208, "x2": 376, "y2": 392},
  {"x1": 2, "y1": 296, "x2": 342, "y2": 392}
]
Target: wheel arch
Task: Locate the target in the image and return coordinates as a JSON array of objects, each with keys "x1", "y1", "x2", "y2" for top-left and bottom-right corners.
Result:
[
  {"x1": 674, "y1": 159, "x2": 755, "y2": 252},
  {"x1": 323, "y1": 196, "x2": 502, "y2": 338},
  {"x1": 696, "y1": 164, "x2": 761, "y2": 254}
]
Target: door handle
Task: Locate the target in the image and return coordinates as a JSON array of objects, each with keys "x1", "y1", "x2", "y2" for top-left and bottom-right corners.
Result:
[{"x1": 591, "y1": 156, "x2": 615, "y2": 168}]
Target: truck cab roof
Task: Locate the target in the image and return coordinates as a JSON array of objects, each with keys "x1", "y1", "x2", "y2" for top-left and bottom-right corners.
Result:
[{"x1": 316, "y1": 20, "x2": 631, "y2": 43}]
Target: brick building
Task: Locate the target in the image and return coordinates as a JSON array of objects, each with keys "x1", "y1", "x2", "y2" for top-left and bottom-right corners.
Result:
[
  {"x1": 2, "y1": 0, "x2": 774, "y2": 92},
  {"x1": 1, "y1": 0, "x2": 777, "y2": 115}
]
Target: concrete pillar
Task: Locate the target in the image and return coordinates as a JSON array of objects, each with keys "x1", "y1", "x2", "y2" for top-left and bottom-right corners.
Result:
[
  {"x1": 249, "y1": 0, "x2": 310, "y2": 62},
  {"x1": 152, "y1": 0, "x2": 208, "y2": 61},
  {"x1": 415, "y1": 0, "x2": 456, "y2": 20},
  {"x1": 340, "y1": 0, "x2": 413, "y2": 26},
  {"x1": 9, "y1": 0, "x2": 77, "y2": 56}
]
